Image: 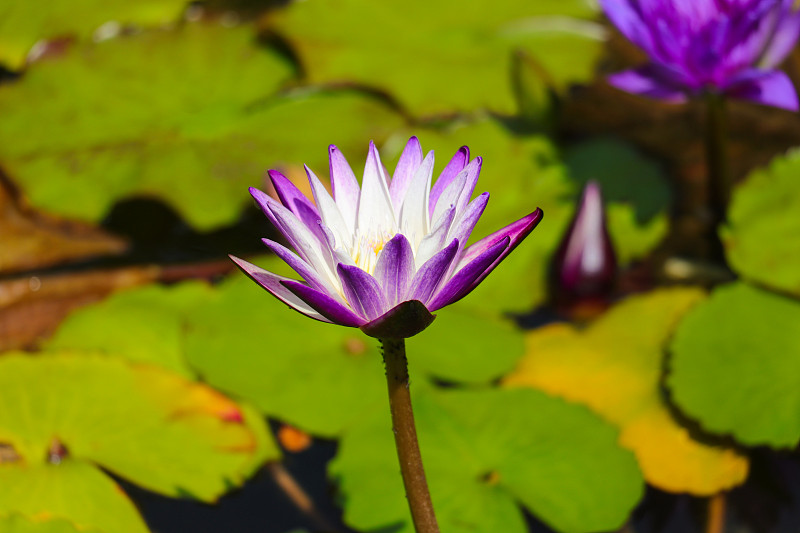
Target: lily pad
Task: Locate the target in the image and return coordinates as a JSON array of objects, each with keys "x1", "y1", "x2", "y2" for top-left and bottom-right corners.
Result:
[
  {"x1": 0, "y1": 0, "x2": 187, "y2": 70},
  {"x1": 669, "y1": 282, "x2": 800, "y2": 448},
  {"x1": 46, "y1": 266, "x2": 386, "y2": 437},
  {"x1": 504, "y1": 288, "x2": 750, "y2": 495},
  {"x1": 0, "y1": 462, "x2": 147, "y2": 533},
  {"x1": 266, "y1": 0, "x2": 602, "y2": 116},
  {"x1": 330, "y1": 386, "x2": 643, "y2": 533},
  {"x1": 565, "y1": 137, "x2": 671, "y2": 224},
  {"x1": 183, "y1": 272, "x2": 387, "y2": 437},
  {"x1": 0, "y1": 515, "x2": 101, "y2": 533},
  {"x1": 0, "y1": 353, "x2": 276, "y2": 501},
  {"x1": 721, "y1": 149, "x2": 800, "y2": 297},
  {"x1": 407, "y1": 304, "x2": 524, "y2": 384},
  {"x1": 46, "y1": 282, "x2": 211, "y2": 377},
  {"x1": 0, "y1": 22, "x2": 405, "y2": 230}
]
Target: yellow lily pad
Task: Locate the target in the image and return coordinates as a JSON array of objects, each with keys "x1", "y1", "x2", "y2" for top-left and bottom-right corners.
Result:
[{"x1": 504, "y1": 288, "x2": 749, "y2": 494}]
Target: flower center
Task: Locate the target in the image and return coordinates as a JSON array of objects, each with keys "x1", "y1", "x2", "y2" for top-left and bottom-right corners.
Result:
[{"x1": 352, "y1": 231, "x2": 396, "y2": 274}]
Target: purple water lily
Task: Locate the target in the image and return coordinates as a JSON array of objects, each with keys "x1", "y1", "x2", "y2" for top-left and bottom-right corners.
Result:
[
  {"x1": 601, "y1": 0, "x2": 800, "y2": 110},
  {"x1": 232, "y1": 137, "x2": 542, "y2": 338}
]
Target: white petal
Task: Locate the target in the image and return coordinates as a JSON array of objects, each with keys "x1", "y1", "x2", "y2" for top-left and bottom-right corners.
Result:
[
  {"x1": 329, "y1": 145, "x2": 360, "y2": 235},
  {"x1": 415, "y1": 204, "x2": 456, "y2": 269},
  {"x1": 431, "y1": 167, "x2": 468, "y2": 224},
  {"x1": 266, "y1": 201, "x2": 339, "y2": 289},
  {"x1": 306, "y1": 165, "x2": 353, "y2": 253},
  {"x1": 454, "y1": 157, "x2": 482, "y2": 215},
  {"x1": 319, "y1": 223, "x2": 357, "y2": 270},
  {"x1": 398, "y1": 150, "x2": 434, "y2": 248},
  {"x1": 389, "y1": 136, "x2": 423, "y2": 211},
  {"x1": 357, "y1": 141, "x2": 397, "y2": 238}
]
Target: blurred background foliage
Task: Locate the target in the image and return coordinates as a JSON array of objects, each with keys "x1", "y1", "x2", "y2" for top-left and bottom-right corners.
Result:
[{"x1": 1, "y1": 0, "x2": 800, "y2": 532}]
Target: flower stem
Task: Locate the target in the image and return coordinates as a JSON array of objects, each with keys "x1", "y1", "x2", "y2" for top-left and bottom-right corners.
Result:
[
  {"x1": 705, "y1": 92, "x2": 730, "y2": 225},
  {"x1": 703, "y1": 91, "x2": 731, "y2": 264},
  {"x1": 380, "y1": 338, "x2": 440, "y2": 533},
  {"x1": 705, "y1": 493, "x2": 726, "y2": 533}
]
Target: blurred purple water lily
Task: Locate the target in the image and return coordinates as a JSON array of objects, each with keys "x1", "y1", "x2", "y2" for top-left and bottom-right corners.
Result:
[
  {"x1": 601, "y1": 0, "x2": 800, "y2": 109},
  {"x1": 232, "y1": 137, "x2": 542, "y2": 338}
]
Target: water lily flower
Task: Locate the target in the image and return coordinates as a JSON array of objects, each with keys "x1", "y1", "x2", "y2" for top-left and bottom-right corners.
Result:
[
  {"x1": 231, "y1": 137, "x2": 542, "y2": 338},
  {"x1": 548, "y1": 181, "x2": 617, "y2": 317},
  {"x1": 601, "y1": 0, "x2": 800, "y2": 110}
]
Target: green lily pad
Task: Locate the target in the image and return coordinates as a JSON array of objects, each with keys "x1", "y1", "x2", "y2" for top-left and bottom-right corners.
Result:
[
  {"x1": 266, "y1": 0, "x2": 601, "y2": 116},
  {"x1": 0, "y1": 0, "x2": 187, "y2": 70},
  {"x1": 0, "y1": 462, "x2": 147, "y2": 533},
  {"x1": 407, "y1": 304, "x2": 524, "y2": 384},
  {"x1": 669, "y1": 282, "x2": 800, "y2": 448},
  {"x1": 721, "y1": 149, "x2": 800, "y2": 297},
  {"x1": 0, "y1": 515, "x2": 102, "y2": 533},
  {"x1": 330, "y1": 386, "x2": 644, "y2": 533},
  {"x1": 499, "y1": 17, "x2": 606, "y2": 93},
  {"x1": 0, "y1": 22, "x2": 405, "y2": 230},
  {"x1": 184, "y1": 272, "x2": 387, "y2": 437},
  {"x1": 46, "y1": 282, "x2": 211, "y2": 378},
  {"x1": 0, "y1": 353, "x2": 277, "y2": 501},
  {"x1": 46, "y1": 266, "x2": 386, "y2": 437},
  {"x1": 565, "y1": 137, "x2": 671, "y2": 224}
]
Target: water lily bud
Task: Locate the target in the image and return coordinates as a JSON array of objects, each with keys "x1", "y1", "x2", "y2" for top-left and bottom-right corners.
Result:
[{"x1": 549, "y1": 181, "x2": 617, "y2": 318}]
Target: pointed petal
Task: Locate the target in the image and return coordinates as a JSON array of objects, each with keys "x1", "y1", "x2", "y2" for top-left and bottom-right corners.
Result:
[
  {"x1": 761, "y1": 10, "x2": 800, "y2": 69},
  {"x1": 725, "y1": 69, "x2": 799, "y2": 110},
  {"x1": 261, "y1": 238, "x2": 333, "y2": 294},
  {"x1": 337, "y1": 264, "x2": 389, "y2": 320},
  {"x1": 389, "y1": 136, "x2": 423, "y2": 210},
  {"x1": 600, "y1": 0, "x2": 657, "y2": 55},
  {"x1": 305, "y1": 164, "x2": 352, "y2": 250},
  {"x1": 398, "y1": 150, "x2": 434, "y2": 247},
  {"x1": 430, "y1": 166, "x2": 468, "y2": 225},
  {"x1": 430, "y1": 146, "x2": 469, "y2": 216},
  {"x1": 415, "y1": 204, "x2": 456, "y2": 269},
  {"x1": 460, "y1": 208, "x2": 543, "y2": 266},
  {"x1": 319, "y1": 223, "x2": 357, "y2": 269},
  {"x1": 607, "y1": 66, "x2": 688, "y2": 102},
  {"x1": 427, "y1": 237, "x2": 509, "y2": 312},
  {"x1": 373, "y1": 234, "x2": 415, "y2": 306},
  {"x1": 280, "y1": 279, "x2": 366, "y2": 327},
  {"x1": 254, "y1": 192, "x2": 338, "y2": 286},
  {"x1": 253, "y1": 184, "x2": 325, "y2": 245},
  {"x1": 454, "y1": 157, "x2": 482, "y2": 215},
  {"x1": 447, "y1": 192, "x2": 489, "y2": 254},
  {"x1": 410, "y1": 239, "x2": 459, "y2": 305},
  {"x1": 329, "y1": 145, "x2": 360, "y2": 234},
  {"x1": 229, "y1": 255, "x2": 330, "y2": 323},
  {"x1": 357, "y1": 141, "x2": 396, "y2": 236},
  {"x1": 267, "y1": 171, "x2": 319, "y2": 222}
]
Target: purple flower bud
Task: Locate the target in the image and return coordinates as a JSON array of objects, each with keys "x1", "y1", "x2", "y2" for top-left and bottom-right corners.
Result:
[
  {"x1": 601, "y1": 0, "x2": 800, "y2": 110},
  {"x1": 549, "y1": 181, "x2": 617, "y2": 318}
]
